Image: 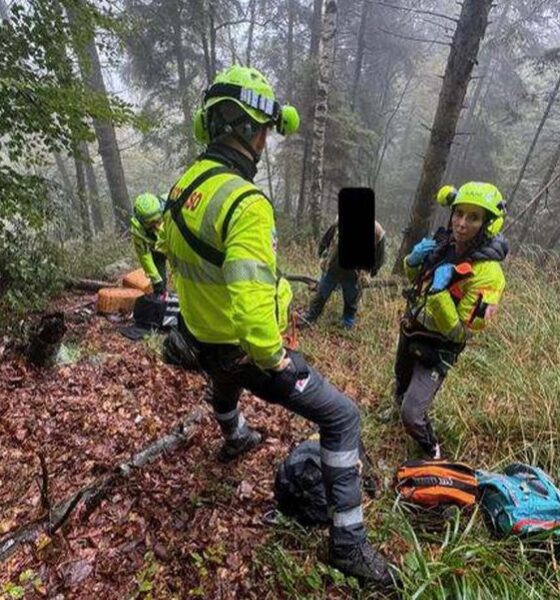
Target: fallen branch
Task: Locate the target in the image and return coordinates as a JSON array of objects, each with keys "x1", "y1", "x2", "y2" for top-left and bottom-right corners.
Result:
[
  {"x1": 36, "y1": 453, "x2": 51, "y2": 515},
  {"x1": 284, "y1": 274, "x2": 319, "y2": 289},
  {"x1": 0, "y1": 410, "x2": 203, "y2": 563},
  {"x1": 69, "y1": 278, "x2": 118, "y2": 292}
]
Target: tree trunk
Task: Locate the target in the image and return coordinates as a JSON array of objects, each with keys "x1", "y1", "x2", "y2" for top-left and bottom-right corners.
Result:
[
  {"x1": 80, "y1": 142, "x2": 104, "y2": 234},
  {"x1": 507, "y1": 73, "x2": 560, "y2": 210},
  {"x1": 371, "y1": 75, "x2": 412, "y2": 187},
  {"x1": 69, "y1": 8, "x2": 131, "y2": 234},
  {"x1": 393, "y1": 0, "x2": 494, "y2": 274},
  {"x1": 246, "y1": 0, "x2": 256, "y2": 66},
  {"x1": 351, "y1": 0, "x2": 369, "y2": 111},
  {"x1": 445, "y1": 0, "x2": 511, "y2": 182},
  {"x1": 309, "y1": 0, "x2": 338, "y2": 240},
  {"x1": 0, "y1": 0, "x2": 9, "y2": 20},
  {"x1": 54, "y1": 152, "x2": 76, "y2": 204},
  {"x1": 208, "y1": 4, "x2": 217, "y2": 81},
  {"x1": 517, "y1": 142, "x2": 560, "y2": 245},
  {"x1": 283, "y1": 0, "x2": 295, "y2": 215},
  {"x1": 171, "y1": 0, "x2": 190, "y2": 126},
  {"x1": 264, "y1": 144, "x2": 275, "y2": 204},
  {"x1": 296, "y1": 0, "x2": 323, "y2": 221},
  {"x1": 73, "y1": 153, "x2": 93, "y2": 241}
]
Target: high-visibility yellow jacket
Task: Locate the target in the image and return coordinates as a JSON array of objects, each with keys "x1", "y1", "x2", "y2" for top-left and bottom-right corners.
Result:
[
  {"x1": 404, "y1": 235, "x2": 508, "y2": 345},
  {"x1": 160, "y1": 154, "x2": 292, "y2": 370},
  {"x1": 130, "y1": 217, "x2": 165, "y2": 285}
]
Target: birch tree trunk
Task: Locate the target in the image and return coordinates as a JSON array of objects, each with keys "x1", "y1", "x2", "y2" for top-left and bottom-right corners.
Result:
[
  {"x1": 507, "y1": 73, "x2": 560, "y2": 210},
  {"x1": 69, "y1": 7, "x2": 131, "y2": 233},
  {"x1": 309, "y1": 0, "x2": 338, "y2": 240},
  {"x1": 393, "y1": 0, "x2": 494, "y2": 273}
]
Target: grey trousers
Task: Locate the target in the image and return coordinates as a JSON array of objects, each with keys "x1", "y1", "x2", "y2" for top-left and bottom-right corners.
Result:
[
  {"x1": 198, "y1": 343, "x2": 367, "y2": 548},
  {"x1": 394, "y1": 332, "x2": 446, "y2": 453}
]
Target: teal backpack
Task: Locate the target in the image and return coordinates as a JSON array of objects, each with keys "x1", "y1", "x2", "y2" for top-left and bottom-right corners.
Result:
[{"x1": 477, "y1": 463, "x2": 560, "y2": 537}]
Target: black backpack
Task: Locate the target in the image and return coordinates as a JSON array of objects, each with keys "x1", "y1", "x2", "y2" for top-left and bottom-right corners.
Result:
[
  {"x1": 274, "y1": 440, "x2": 330, "y2": 526},
  {"x1": 274, "y1": 439, "x2": 376, "y2": 526},
  {"x1": 132, "y1": 293, "x2": 180, "y2": 330}
]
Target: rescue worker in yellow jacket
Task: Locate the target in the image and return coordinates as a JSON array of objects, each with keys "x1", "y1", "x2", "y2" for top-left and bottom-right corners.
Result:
[
  {"x1": 393, "y1": 182, "x2": 508, "y2": 458},
  {"x1": 130, "y1": 193, "x2": 167, "y2": 295},
  {"x1": 159, "y1": 65, "x2": 398, "y2": 590}
]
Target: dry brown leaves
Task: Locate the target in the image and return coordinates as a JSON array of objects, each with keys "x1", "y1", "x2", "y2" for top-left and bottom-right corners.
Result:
[{"x1": 0, "y1": 293, "x2": 314, "y2": 599}]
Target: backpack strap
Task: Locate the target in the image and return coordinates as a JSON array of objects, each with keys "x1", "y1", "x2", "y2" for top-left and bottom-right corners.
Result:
[{"x1": 220, "y1": 189, "x2": 272, "y2": 242}]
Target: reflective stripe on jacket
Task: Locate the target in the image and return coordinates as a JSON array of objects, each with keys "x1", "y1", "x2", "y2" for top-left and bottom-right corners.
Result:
[{"x1": 161, "y1": 157, "x2": 292, "y2": 370}]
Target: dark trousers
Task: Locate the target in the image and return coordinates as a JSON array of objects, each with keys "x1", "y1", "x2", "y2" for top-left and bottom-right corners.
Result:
[
  {"x1": 196, "y1": 340, "x2": 367, "y2": 548},
  {"x1": 307, "y1": 268, "x2": 361, "y2": 322},
  {"x1": 152, "y1": 250, "x2": 167, "y2": 283},
  {"x1": 394, "y1": 332, "x2": 447, "y2": 453}
]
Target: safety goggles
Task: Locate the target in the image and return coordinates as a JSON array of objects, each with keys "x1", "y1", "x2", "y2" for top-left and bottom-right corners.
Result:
[{"x1": 204, "y1": 83, "x2": 281, "y2": 122}]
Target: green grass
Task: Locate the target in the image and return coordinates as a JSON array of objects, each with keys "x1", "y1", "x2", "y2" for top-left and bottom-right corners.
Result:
[
  {"x1": 21, "y1": 231, "x2": 560, "y2": 598},
  {"x1": 266, "y1": 242, "x2": 560, "y2": 599}
]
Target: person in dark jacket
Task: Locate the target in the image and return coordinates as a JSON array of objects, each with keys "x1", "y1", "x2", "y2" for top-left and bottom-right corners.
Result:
[{"x1": 299, "y1": 219, "x2": 386, "y2": 329}]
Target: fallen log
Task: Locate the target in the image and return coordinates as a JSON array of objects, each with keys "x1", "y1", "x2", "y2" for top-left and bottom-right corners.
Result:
[
  {"x1": 69, "y1": 278, "x2": 118, "y2": 292},
  {"x1": 0, "y1": 409, "x2": 204, "y2": 563},
  {"x1": 284, "y1": 274, "x2": 319, "y2": 288}
]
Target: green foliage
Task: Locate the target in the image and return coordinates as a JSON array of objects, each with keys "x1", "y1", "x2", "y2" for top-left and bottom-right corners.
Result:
[
  {"x1": 0, "y1": 218, "x2": 65, "y2": 329},
  {"x1": 0, "y1": 1, "x2": 144, "y2": 320},
  {"x1": 263, "y1": 242, "x2": 560, "y2": 599}
]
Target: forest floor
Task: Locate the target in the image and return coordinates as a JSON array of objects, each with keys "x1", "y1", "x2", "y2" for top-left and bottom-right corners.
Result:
[
  {"x1": 1, "y1": 288, "x2": 382, "y2": 600},
  {"x1": 2, "y1": 245, "x2": 560, "y2": 599}
]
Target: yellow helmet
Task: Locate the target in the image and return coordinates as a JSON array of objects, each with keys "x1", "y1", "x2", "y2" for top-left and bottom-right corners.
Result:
[
  {"x1": 193, "y1": 65, "x2": 300, "y2": 144},
  {"x1": 452, "y1": 182, "x2": 506, "y2": 237}
]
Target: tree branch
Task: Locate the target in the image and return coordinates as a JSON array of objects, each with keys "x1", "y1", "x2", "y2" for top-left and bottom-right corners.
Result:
[
  {"x1": 377, "y1": 26, "x2": 451, "y2": 46},
  {"x1": 375, "y1": 2, "x2": 459, "y2": 23},
  {"x1": 0, "y1": 410, "x2": 203, "y2": 563}
]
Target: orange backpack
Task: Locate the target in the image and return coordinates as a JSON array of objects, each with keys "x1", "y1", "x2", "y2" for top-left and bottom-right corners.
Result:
[{"x1": 395, "y1": 459, "x2": 478, "y2": 508}]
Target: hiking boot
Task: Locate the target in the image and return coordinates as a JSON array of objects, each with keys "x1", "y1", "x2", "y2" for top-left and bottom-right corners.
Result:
[
  {"x1": 341, "y1": 315, "x2": 356, "y2": 329},
  {"x1": 329, "y1": 540, "x2": 399, "y2": 590},
  {"x1": 218, "y1": 428, "x2": 262, "y2": 462}
]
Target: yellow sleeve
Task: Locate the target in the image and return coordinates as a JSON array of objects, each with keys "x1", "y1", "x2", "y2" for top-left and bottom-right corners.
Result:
[
  {"x1": 132, "y1": 234, "x2": 162, "y2": 284},
  {"x1": 222, "y1": 196, "x2": 283, "y2": 370},
  {"x1": 457, "y1": 262, "x2": 506, "y2": 331},
  {"x1": 403, "y1": 256, "x2": 421, "y2": 283}
]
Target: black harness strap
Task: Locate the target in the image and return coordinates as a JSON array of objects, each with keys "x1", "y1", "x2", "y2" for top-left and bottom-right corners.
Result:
[
  {"x1": 220, "y1": 190, "x2": 272, "y2": 242},
  {"x1": 168, "y1": 166, "x2": 232, "y2": 267},
  {"x1": 168, "y1": 166, "x2": 272, "y2": 268}
]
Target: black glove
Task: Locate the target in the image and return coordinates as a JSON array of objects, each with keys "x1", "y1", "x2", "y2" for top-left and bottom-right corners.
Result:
[{"x1": 152, "y1": 280, "x2": 166, "y2": 295}]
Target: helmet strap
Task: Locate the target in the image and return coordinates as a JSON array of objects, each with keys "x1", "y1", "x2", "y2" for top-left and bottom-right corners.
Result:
[{"x1": 210, "y1": 105, "x2": 264, "y2": 163}]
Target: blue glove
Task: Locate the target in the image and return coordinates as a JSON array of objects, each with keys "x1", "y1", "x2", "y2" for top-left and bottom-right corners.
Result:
[
  {"x1": 430, "y1": 263, "x2": 454, "y2": 293},
  {"x1": 407, "y1": 237, "x2": 438, "y2": 267}
]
